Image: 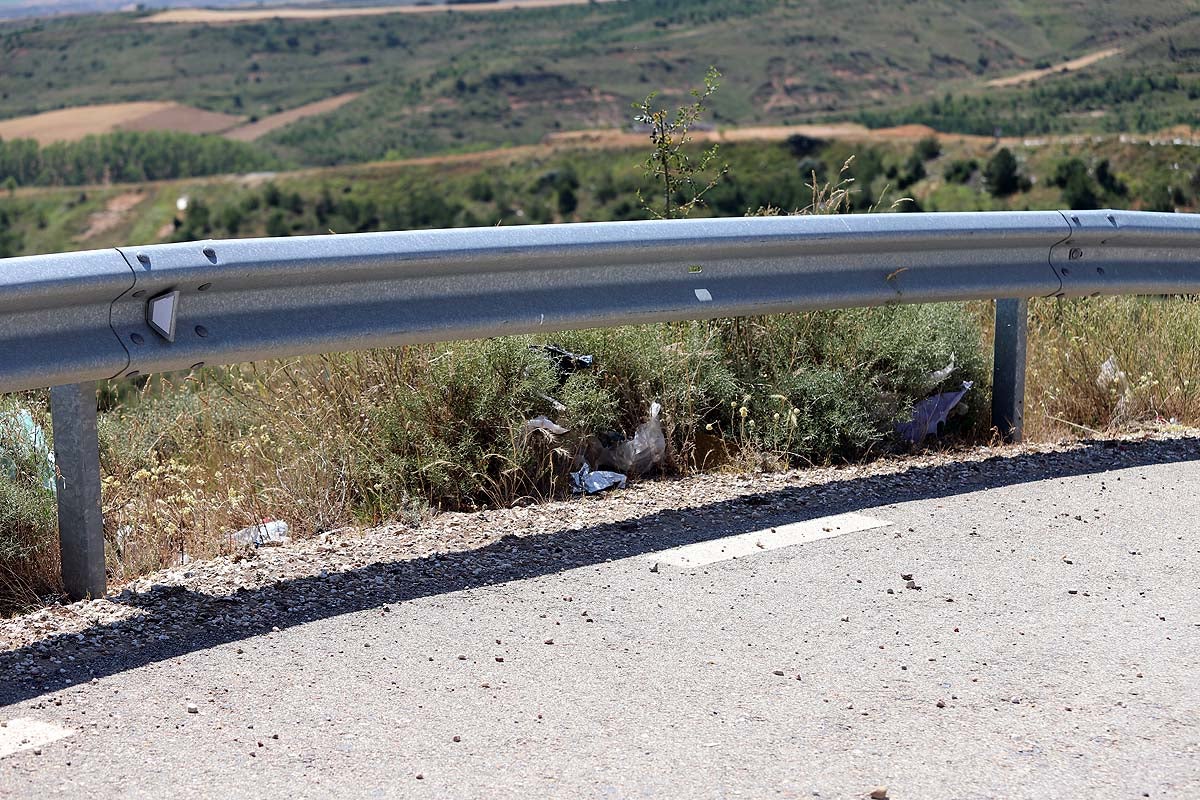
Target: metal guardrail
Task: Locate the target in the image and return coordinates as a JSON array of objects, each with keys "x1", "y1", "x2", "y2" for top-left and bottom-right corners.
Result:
[{"x1": 2, "y1": 209, "x2": 1198, "y2": 599}]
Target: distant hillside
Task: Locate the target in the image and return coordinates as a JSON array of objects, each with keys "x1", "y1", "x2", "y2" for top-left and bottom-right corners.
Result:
[
  {"x1": 1, "y1": 0, "x2": 1197, "y2": 165},
  {"x1": 0, "y1": 0, "x2": 433, "y2": 21}
]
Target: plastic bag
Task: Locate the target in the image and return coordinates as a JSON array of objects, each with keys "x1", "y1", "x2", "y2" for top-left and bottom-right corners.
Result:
[
  {"x1": 569, "y1": 461, "x2": 627, "y2": 495},
  {"x1": 603, "y1": 402, "x2": 665, "y2": 476},
  {"x1": 232, "y1": 519, "x2": 290, "y2": 547},
  {"x1": 595, "y1": 400, "x2": 662, "y2": 474},
  {"x1": 926, "y1": 353, "x2": 956, "y2": 388},
  {"x1": 534, "y1": 345, "x2": 594, "y2": 382},
  {"x1": 1096, "y1": 355, "x2": 1128, "y2": 394},
  {"x1": 523, "y1": 415, "x2": 569, "y2": 436},
  {"x1": 896, "y1": 382, "x2": 972, "y2": 445},
  {"x1": 0, "y1": 409, "x2": 56, "y2": 493}
]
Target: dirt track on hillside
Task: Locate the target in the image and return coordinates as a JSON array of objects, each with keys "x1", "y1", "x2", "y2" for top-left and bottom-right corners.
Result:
[
  {"x1": 76, "y1": 191, "x2": 148, "y2": 241},
  {"x1": 543, "y1": 122, "x2": 994, "y2": 150},
  {"x1": 140, "y1": 0, "x2": 616, "y2": 24},
  {"x1": 986, "y1": 47, "x2": 1122, "y2": 88}
]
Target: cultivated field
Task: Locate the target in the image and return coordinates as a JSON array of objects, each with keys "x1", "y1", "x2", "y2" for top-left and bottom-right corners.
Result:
[
  {"x1": 0, "y1": 95, "x2": 372, "y2": 145},
  {"x1": 0, "y1": 102, "x2": 241, "y2": 144}
]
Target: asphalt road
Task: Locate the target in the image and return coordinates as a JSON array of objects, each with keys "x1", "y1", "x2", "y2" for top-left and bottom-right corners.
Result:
[{"x1": 2, "y1": 443, "x2": 1198, "y2": 799}]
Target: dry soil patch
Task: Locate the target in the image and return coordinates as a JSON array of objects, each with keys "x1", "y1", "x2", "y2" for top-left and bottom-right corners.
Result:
[
  {"x1": 77, "y1": 191, "x2": 148, "y2": 241},
  {"x1": 543, "y1": 122, "x2": 991, "y2": 149}
]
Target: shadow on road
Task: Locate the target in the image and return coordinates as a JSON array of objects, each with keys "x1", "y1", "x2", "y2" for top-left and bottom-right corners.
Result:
[{"x1": 2, "y1": 435, "x2": 1195, "y2": 708}]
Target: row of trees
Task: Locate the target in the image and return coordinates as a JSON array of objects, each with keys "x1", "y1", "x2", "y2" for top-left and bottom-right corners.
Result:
[
  {"x1": 0, "y1": 131, "x2": 279, "y2": 188},
  {"x1": 858, "y1": 71, "x2": 1200, "y2": 138}
]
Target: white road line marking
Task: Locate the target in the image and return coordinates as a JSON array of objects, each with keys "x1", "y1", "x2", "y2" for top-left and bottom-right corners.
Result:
[
  {"x1": 0, "y1": 718, "x2": 75, "y2": 758},
  {"x1": 644, "y1": 512, "x2": 891, "y2": 568}
]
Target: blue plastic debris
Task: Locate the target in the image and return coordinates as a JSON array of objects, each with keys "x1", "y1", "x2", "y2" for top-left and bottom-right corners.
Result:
[
  {"x1": 569, "y1": 461, "x2": 627, "y2": 495},
  {"x1": 896, "y1": 381, "x2": 973, "y2": 445}
]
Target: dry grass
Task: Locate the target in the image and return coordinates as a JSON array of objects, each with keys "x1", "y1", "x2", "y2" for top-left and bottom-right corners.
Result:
[
  {"x1": 97, "y1": 359, "x2": 370, "y2": 580},
  {"x1": 1023, "y1": 295, "x2": 1200, "y2": 439},
  {"x1": 8, "y1": 295, "x2": 1200, "y2": 614}
]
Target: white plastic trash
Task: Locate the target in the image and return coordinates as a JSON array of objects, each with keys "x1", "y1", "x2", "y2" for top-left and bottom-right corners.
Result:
[
  {"x1": 603, "y1": 401, "x2": 666, "y2": 476},
  {"x1": 0, "y1": 409, "x2": 56, "y2": 493},
  {"x1": 232, "y1": 520, "x2": 290, "y2": 547}
]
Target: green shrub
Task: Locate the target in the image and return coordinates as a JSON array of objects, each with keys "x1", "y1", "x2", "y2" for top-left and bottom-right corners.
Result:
[
  {"x1": 943, "y1": 159, "x2": 977, "y2": 184},
  {"x1": 363, "y1": 338, "x2": 562, "y2": 513},
  {"x1": 0, "y1": 480, "x2": 56, "y2": 562},
  {"x1": 717, "y1": 304, "x2": 988, "y2": 461},
  {"x1": 914, "y1": 136, "x2": 941, "y2": 161},
  {"x1": 984, "y1": 148, "x2": 1025, "y2": 197},
  {"x1": 552, "y1": 323, "x2": 739, "y2": 461},
  {"x1": 898, "y1": 152, "x2": 927, "y2": 190}
]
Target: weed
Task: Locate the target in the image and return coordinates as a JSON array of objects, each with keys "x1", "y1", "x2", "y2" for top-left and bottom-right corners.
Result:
[{"x1": 633, "y1": 66, "x2": 728, "y2": 219}]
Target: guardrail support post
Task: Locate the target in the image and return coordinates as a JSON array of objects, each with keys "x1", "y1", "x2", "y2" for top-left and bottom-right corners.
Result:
[
  {"x1": 50, "y1": 382, "x2": 106, "y2": 601},
  {"x1": 991, "y1": 298, "x2": 1028, "y2": 444}
]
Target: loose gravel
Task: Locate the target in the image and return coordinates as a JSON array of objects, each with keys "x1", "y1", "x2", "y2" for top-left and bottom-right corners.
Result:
[{"x1": 2, "y1": 428, "x2": 1196, "y2": 707}]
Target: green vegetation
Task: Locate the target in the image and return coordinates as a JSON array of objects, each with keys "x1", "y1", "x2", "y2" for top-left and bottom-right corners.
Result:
[
  {"x1": 856, "y1": 14, "x2": 1200, "y2": 137},
  {"x1": 84, "y1": 305, "x2": 983, "y2": 584},
  {"x1": 983, "y1": 148, "x2": 1027, "y2": 197},
  {"x1": 0, "y1": 205, "x2": 21, "y2": 258},
  {"x1": 0, "y1": 132, "x2": 1196, "y2": 258},
  {"x1": 0, "y1": 130, "x2": 281, "y2": 187},
  {"x1": 859, "y1": 69, "x2": 1200, "y2": 139}
]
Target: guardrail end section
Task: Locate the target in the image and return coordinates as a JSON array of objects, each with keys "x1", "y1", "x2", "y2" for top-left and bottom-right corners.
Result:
[{"x1": 50, "y1": 382, "x2": 107, "y2": 601}]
